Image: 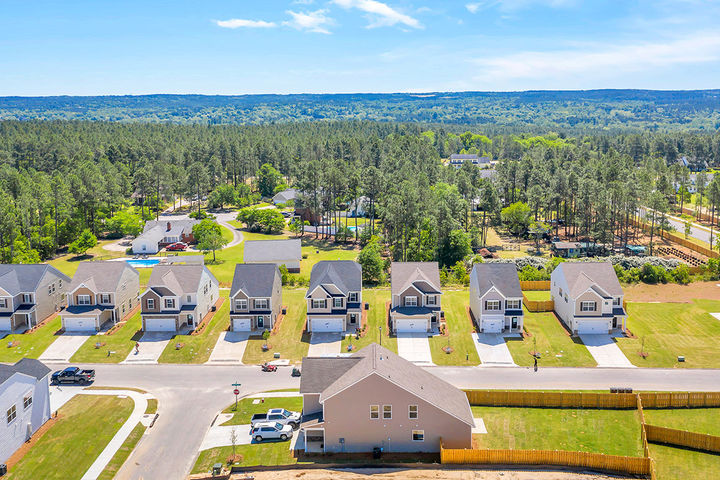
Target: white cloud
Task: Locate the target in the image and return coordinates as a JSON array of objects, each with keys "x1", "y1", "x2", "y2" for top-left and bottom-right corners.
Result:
[
  {"x1": 292, "y1": 0, "x2": 315, "y2": 4},
  {"x1": 283, "y1": 9, "x2": 334, "y2": 34},
  {"x1": 466, "y1": 0, "x2": 574, "y2": 14},
  {"x1": 333, "y1": 0, "x2": 422, "y2": 29},
  {"x1": 215, "y1": 18, "x2": 277, "y2": 28}
]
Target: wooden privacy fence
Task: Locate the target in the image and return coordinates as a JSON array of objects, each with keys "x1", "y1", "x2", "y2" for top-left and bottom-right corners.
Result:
[
  {"x1": 522, "y1": 295, "x2": 554, "y2": 312},
  {"x1": 630, "y1": 217, "x2": 718, "y2": 258},
  {"x1": 519, "y1": 280, "x2": 550, "y2": 290},
  {"x1": 639, "y1": 392, "x2": 720, "y2": 408},
  {"x1": 464, "y1": 390, "x2": 638, "y2": 409},
  {"x1": 645, "y1": 425, "x2": 720, "y2": 453},
  {"x1": 440, "y1": 447, "x2": 654, "y2": 477}
]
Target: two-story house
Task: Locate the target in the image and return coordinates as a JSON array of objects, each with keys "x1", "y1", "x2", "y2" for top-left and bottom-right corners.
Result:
[
  {"x1": 551, "y1": 262, "x2": 627, "y2": 335},
  {"x1": 469, "y1": 263, "x2": 524, "y2": 333},
  {"x1": 0, "y1": 359, "x2": 51, "y2": 464},
  {"x1": 389, "y1": 262, "x2": 442, "y2": 333},
  {"x1": 60, "y1": 261, "x2": 140, "y2": 332},
  {"x1": 0, "y1": 265, "x2": 70, "y2": 332},
  {"x1": 229, "y1": 264, "x2": 282, "y2": 332},
  {"x1": 305, "y1": 261, "x2": 362, "y2": 333},
  {"x1": 299, "y1": 343, "x2": 474, "y2": 454},
  {"x1": 139, "y1": 264, "x2": 219, "y2": 332}
]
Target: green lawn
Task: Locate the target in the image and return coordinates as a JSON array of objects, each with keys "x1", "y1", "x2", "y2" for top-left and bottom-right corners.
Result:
[
  {"x1": 299, "y1": 236, "x2": 359, "y2": 276},
  {"x1": 651, "y1": 444, "x2": 720, "y2": 480},
  {"x1": 616, "y1": 300, "x2": 720, "y2": 368},
  {"x1": 341, "y1": 289, "x2": 398, "y2": 354},
  {"x1": 243, "y1": 289, "x2": 310, "y2": 364},
  {"x1": 71, "y1": 310, "x2": 143, "y2": 363},
  {"x1": 472, "y1": 406, "x2": 643, "y2": 456},
  {"x1": 7, "y1": 395, "x2": 133, "y2": 480},
  {"x1": 523, "y1": 290, "x2": 552, "y2": 301},
  {"x1": 505, "y1": 309, "x2": 596, "y2": 367},
  {"x1": 47, "y1": 240, "x2": 127, "y2": 278},
  {"x1": 97, "y1": 422, "x2": 146, "y2": 480},
  {"x1": 429, "y1": 289, "x2": 480, "y2": 366},
  {"x1": 192, "y1": 442, "x2": 297, "y2": 474},
  {"x1": 643, "y1": 408, "x2": 720, "y2": 436},
  {"x1": 220, "y1": 397, "x2": 303, "y2": 426},
  {"x1": 0, "y1": 315, "x2": 62, "y2": 362},
  {"x1": 158, "y1": 293, "x2": 230, "y2": 363}
]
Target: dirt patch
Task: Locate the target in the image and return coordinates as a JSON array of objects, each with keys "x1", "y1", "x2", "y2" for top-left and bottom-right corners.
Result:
[
  {"x1": 624, "y1": 281, "x2": 720, "y2": 303},
  {"x1": 237, "y1": 468, "x2": 626, "y2": 480}
]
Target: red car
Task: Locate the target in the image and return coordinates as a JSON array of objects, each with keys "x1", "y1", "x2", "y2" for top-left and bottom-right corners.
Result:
[{"x1": 166, "y1": 242, "x2": 188, "y2": 251}]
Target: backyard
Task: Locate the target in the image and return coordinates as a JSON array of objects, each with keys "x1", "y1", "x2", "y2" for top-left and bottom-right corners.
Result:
[
  {"x1": 428, "y1": 289, "x2": 480, "y2": 366},
  {"x1": 523, "y1": 290, "x2": 552, "y2": 301},
  {"x1": 643, "y1": 408, "x2": 720, "y2": 436},
  {"x1": 651, "y1": 443, "x2": 720, "y2": 480}
]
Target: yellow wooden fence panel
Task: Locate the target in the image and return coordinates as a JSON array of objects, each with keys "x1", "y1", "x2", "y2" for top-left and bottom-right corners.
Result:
[
  {"x1": 645, "y1": 424, "x2": 720, "y2": 453},
  {"x1": 522, "y1": 296, "x2": 554, "y2": 312},
  {"x1": 519, "y1": 280, "x2": 551, "y2": 290},
  {"x1": 639, "y1": 392, "x2": 720, "y2": 408},
  {"x1": 464, "y1": 390, "x2": 637, "y2": 409}
]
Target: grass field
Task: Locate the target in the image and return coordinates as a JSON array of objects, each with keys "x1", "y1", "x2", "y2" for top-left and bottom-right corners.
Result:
[
  {"x1": 97, "y1": 422, "x2": 146, "y2": 480},
  {"x1": 616, "y1": 300, "x2": 720, "y2": 368},
  {"x1": 7, "y1": 395, "x2": 133, "y2": 480},
  {"x1": 428, "y1": 290, "x2": 480, "y2": 366},
  {"x1": 220, "y1": 396, "x2": 303, "y2": 426},
  {"x1": 192, "y1": 442, "x2": 298, "y2": 474},
  {"x1": 47, "y1": 240, "x2": 126, "y2": 278},
  {"x1": 242, "y1": 289, "x2": 310, "y2": 364},
  {"x1": 341, "y1": 289, "x2": 398, "y2": 354},
  {"x1": 643, "y1": 408, "x2": 720, "y2": 436},
  {"x1": 472, "y1": 406, "x2": 643, "y2": 456},
  {"x1": 505, "y1": 309, "x2": 596, "y2": 367},
  {"x1": 522, "y1": 290, "x2": 552, "y2": 301},
  {"x1": 71, "y1": 310, "x2": 143, "y2": 363},
  {"x1": 651, "y1": 444, "x2": 720, "y2": 480},
  {"x1": 0, "y1": 315, "x2": 62, "y2": 362}
]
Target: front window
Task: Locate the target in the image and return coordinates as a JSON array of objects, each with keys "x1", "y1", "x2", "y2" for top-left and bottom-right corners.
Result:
[
  {"x1": 23, "y1": 395, "x2": 32, "y2": 409},
  {"x1": 383, "y1": 405, "x2": 392, "y2": 419},
  {"x1": 506, "y1": 299, "x2": 521, "y2": 310},
  {"x1": 613, "y1": 297, "x2": 621, "y2": 306},
  {"x1": 311, "y1": 299, "x2": 326, "y2": 309},
  {"x1": 147, "y1": 298, "x2": 155, "y2": 310},
  {"x1": 333, "y1": 298, "x2": 343, "y2": 308},
  {"x1": 409, "y1": 405, "x2": 418, "y2": 419},
  {"x1": 6, "y1": 405, "x2": 16, "y2": 424},
  {"x1": 412, "y1": 430, "x2": 424, "y2": 441},
  {"x1": 404, "y1": 296, "x2": 417, "y2": 307},
  {"x1": 100, "y1": 294, "x2": 111, "y2": 304},
  {"x1": 235, "y1": 299, "x2": 247, "y2": 310},
  {"x1": 255, "y1": 299, "x2": 268, "y2": 309},
  {"x1": 485, "y1": 300, "x2": 501, "y2": 311},
  {"x1": 370, "y1": 405, "x2": 379, "y2": 419},
  {"x1": 581, "y1": 301, "x2": 596, "y2": 312},
  {"x1": 77, "y1": 295, "x2": 91, "y2": 305},
  {"x1": 348, "y1": 292, "x2": 358, "y2": 302},
  {"x1": 164, "y1": 299, "x2": 175, "y2": 309},
  {"x1": 0, "y1": 299, "x2": 6, "y2": 308},
  {"x1": 426, "y1": 296, "x2": 436, "y2": 305},
  {"x1": 22, "y1": 294, "x2": 32, "y2": 304}
]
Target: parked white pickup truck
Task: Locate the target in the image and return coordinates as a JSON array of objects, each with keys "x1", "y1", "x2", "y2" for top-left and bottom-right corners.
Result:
[
  {"x1": 250, "y1": 408, "x2": 301, "y2": 428},
  {"x1": 251, "y1": 422, "x2": 294, "y2": 442}
]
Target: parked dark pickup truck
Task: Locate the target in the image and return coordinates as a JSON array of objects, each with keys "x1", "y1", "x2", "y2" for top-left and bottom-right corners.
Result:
[{"x1": 51, "y1": 367, "x2": 95, "y2": 384}]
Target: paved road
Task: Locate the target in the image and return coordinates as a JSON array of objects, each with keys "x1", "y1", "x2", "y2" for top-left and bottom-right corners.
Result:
[
  {"x1": 639, "y1": 207, "x2": 712, "y2": 244},
  {"x1": 45, "y1": 362, "x2": 720, "y2": 480},
  {"x1": 214, "y1": 211, "x2": 244, "y2": 248}
]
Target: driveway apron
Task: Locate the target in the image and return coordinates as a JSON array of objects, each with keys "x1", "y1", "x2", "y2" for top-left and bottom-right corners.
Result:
[
  {"x1": 396, "y1": 332, "x2": 433, "y2": 365},
  {"x1": 308, "y1": 333, "x2": 342, "y2": 356},
  {"x1": 38, "y1": 333, "x2": 91, "y2": 363},
  {"x1": 207, "y1": 331, "x2": 250, "y2": 364},
  {"x1": 579, "y1": 334, "x2": 635, "y2": 368},
  {"x1": 472, "y1": 333, "x2": 518, "y2": 366},
  {"x1": 122, "y1": 332, "x2": 174, "y2": 364}
]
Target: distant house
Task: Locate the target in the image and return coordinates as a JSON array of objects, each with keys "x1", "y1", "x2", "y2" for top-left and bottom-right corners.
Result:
[
  {"x1": 469, "y1": 263, "x2": 523, "y2": 333},
  {"x1": 139, "y1": 264, "x2": 219, "y2": 332},
  {"x1": 348, "y1": 196, "x2": 369, "y2": 217},
  {"x1": 60, "y1": 261, "x2": 140, "y2": 332},
  {"x1": 0, "y1": 265, "x2": 70, "y2": 332},
  {"x1": 389, "y1": 262, "x2": 442, "y2": 333},
  {"x1": 132, "y1": 219, "x2": 199, "y2": 255},
  {"x1": 305, "y1": 261, "x2": 362, "y2": 333},
  {"x1": 551, "y1": 241, "x2": 583, "y2": 258},
  {"x1": 272, "y1": 188, "x2": 298, "y2": 205},
  {"x1": 243, "y1": 239, "x2": 302, "y2": 273},
  {"x1": 0, "y1": 359, "x2": 52, "y2": 464},
  {"x1": 551, "y1": 262, "x2": 627, "y2": 335},
  {"x1": 449, "y1": 154, "x2": 491, "y2": 168},
  {"x1": 229, "y1": 264, "x2": 282, "y2": 332},
  {"x1": 299, "y1": 343, "x2": 474, "y2": 454}
]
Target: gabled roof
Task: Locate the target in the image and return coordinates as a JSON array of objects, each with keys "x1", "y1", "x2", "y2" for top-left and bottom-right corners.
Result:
[
  {"x1": 69, "y1": 261, "x2": 139, "y2": 293},
  {"x1": 471, "y1": 263, "x2": 522, "y2": 298},
  {"x1": 231, "y1": 264, "x2": 279, "y2": 298},
  {"x1": 244, "y1": 239, "x2": 302, "y2": 263},
  {"x1": 307, "y1": 261, "x2": 362, "y2": 297},
  {"x1": 142, "y1": 219, "x2": 198, "y2": 236},
  {"x1": 390, "y1": 262, "x2": 441, "y2": 297},
  {"x1": 0, "y1": 358, "x2": 51, "y2": 385},
  {"x1": 272, "y1": 188, "x2": 298, "y2": 203},
  {"x1": 557, "y1": 262, "x2": 623, "y2": 298},
  {"x1": 146, "y1": 264, "x2": 216, "y2": 295},
  {"x1": 0, "y1": 264, "x2": 70, "y2": 296},
  {"x1": 301, "y1": 344, "x2": 474, "y2": 427}
]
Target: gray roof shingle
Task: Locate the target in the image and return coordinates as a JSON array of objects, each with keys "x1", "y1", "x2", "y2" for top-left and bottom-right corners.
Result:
[
  {"x1": 307, "y1": 261, "x2": 361, "y2": 297},
  {"x1": 69, "y1": 261, "x2": 139, "y2": 293},
  {"x1": 146, "y1": 264, "x2": 217, "y2": 295},
  {"x1": 471, "y1": 263, "x2": 522, "y2": 298},
  {"x1": 244, "y1": 239, "x2": 302, "y2": 263},
  {"x1": 0, "y1": 358, "x2": 51, "y2": 385},
  {"x1": 231, "y1": 264, "x2": 279, "y2": 298},
  {"x1": 390, "y1": 262, "x2": 441, "y2": 297},
  {"x1": 558, "y1": 262, "x2": 623, "y2": 298},
  {"x1": 0, "y1": 264, "x2": 70, "y2": 296}
]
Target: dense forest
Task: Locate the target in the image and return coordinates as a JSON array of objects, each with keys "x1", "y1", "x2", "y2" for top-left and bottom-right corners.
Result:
[
  {"x1": 2, "y1": 90, "x2": 720, "y2": 132},
  {"x1": 1, "y1": 119, "x2": 720, "y2": 269}
]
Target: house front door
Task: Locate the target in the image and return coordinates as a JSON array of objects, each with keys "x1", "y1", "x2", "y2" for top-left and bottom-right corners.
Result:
[
  {"x1": 257, "y1": 316, "x2": 264, "y2": 328},
  {"x1": 187, "y1": 314, "x2": 194, "y2": 326},
  {"x1": 612, "y1": 317, "x2": 618, "y2": 328},
  {"x1": 349, "y1": 313, "x2": 357, "y2": 325},
  {"x1": 511, "y1": 317, "x2": 518, "y2": 329}
]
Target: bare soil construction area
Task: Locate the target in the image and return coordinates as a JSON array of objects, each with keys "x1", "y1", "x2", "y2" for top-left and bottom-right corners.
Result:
[
  {"x1": 237, "y1": 468, "x2": 626, "y2": 480},
  {"x1": 624, "y1": 281, "x2": 720, "y2": 302}
]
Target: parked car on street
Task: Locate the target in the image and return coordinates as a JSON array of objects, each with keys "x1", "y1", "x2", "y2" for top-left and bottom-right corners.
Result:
[
  {"x1": 251, "y1": 408, "x2": 301, "y2": 428},
  {"x1": 251, "y1": 422, "x2": 293, "y2": 442},
  {"x1": 166, "y1": 242, "x2": 188, "y2": 251},
  {"x1": 51, "y1": 366, "x2": 95, "y2": 384}
]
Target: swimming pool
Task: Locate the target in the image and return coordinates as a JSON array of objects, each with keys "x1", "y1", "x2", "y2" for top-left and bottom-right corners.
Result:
[{"x1": 125, "y1": 258, "x2": 160, "y2": 268}]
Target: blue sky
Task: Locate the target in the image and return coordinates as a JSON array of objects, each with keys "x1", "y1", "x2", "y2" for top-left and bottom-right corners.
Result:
[{"x1": 1, "y1": 0, "x2": 719, "y2": 95}]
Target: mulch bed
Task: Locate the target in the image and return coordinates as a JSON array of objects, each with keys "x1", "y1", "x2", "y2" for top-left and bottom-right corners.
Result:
[
  {"x1": 191, "y1": 297, "x2": 225, "y2": 336},
  {"x1": 384, "y1": 301, "x2": 392, "y2": 336},
  {"x1": 271, "y1": 306, "x2": 288, "y2": 335},
  {"x1": 26, "y1": 312, "x2": 59, "y2": 334}
]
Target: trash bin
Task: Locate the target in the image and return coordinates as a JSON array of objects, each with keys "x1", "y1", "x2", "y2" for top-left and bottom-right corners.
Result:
[
  {"x1": 0, "y1": 463, "x2": 7, "y2": 476},
  {"x1": 372, "y1": 447, "x2": 382, "y2": 459},
  {"x1": 212, "y1": 463, "x2": 222, "y2": 475}
]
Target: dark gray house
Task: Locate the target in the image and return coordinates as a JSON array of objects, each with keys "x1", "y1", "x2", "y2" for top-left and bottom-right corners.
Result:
[
  {"x1": 305, "y1": 261, "x2": 362, "y2": 333},
  {"x1": 229, "y1": 263, "x2": 282, "y2": 332}
]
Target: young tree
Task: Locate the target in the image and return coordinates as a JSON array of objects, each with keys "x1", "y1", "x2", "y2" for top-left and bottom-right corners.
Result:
[
  {"x1": 197, "y1": 229, "x2": 228, "y2": 262},
  {"x1": 256, "y1": 163, "x2": 282, "y2": 198},
  {"x1": 501, "y1": 202, "x2": 532, "y2": 236},
  {"x1": 68, "y1": 229, "x2": 98, "y2": 256},
  {"x1": 357, "y1": 237, "x2": 385, "y2": 283}
]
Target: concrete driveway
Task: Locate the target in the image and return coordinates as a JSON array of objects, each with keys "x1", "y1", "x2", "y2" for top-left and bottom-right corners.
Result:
[
  {"x1": 207, "y1": 331, "x2": 250, "y2": 364},
  {"x1": 122, "y1": 332, "x2": 174, "y2": 364},
  {"x1": 200, "y1": 424, "x2": 253, "y2": 450},
  {"x1": 396, "y1": 333, "x2": 433, "y2": 365},
  {"x1": 308, "y1": 333, "x2": 341, "y2": 356},
  {"x1": 472, "y1": 333, "x2": 518, "y2": 366},
  {"x1": 580, "y1": 334, "x2": 635, "y2": 368},
  {"x1": 38, "y1": 333, "x2": 91, "y2": 363}
]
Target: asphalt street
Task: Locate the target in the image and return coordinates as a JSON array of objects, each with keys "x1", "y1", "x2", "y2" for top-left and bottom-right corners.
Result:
[
  {"x1": 639, "y1": 207, "x2": 712, "y2": 244},
  {"x1": 45, "y1": 362, "x2": 720, "y2": 480}
]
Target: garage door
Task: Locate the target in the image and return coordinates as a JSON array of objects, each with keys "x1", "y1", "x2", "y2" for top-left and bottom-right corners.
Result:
[
  {"x1": 0, "y1": 317, "x2": 11, "y2": 331},
  {"x1": 232, "y1": 317, "x2": 251, "y2": 332},
  {"x1": 577, "y1": 320, "x2": 608, "y2": 334},
  {"x1": 145, "y1": 318, "x2": 176, "y2": 332},
  {"x1": 310, "y1": 317, "x2": 344, "y2": 332},
  {"x1": 481, "y1": 316, "x2": 504, "y2": 333},
  {"x1": 395, "y1": 318, "x2": 426, "y2": 333},
  {"x1": 64, "y1": 317, "x2": 96, "y2": 332}
]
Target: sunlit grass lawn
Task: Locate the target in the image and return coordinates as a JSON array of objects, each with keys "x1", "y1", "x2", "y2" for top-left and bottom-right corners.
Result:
[
  {"x1": 0, "y1": 315, "x2": 62, "y2": 362},
  {"x1": 158, "y1": 293, "x2": 230, "y2": 363},
  {"x1": 523, "y1": 290, "x2": 552, "y2": 301},
  {"x1": 47, "y1": 240, "x2": 126, "y2": 278},
  {"x1": 243, "y1": 289, "x2": 310, "y2": 365},
  {"x1": 192, "y1": 442, "x2": 298, "y2": 474},
  {"x1": 220, "y1": 397, "x2": 303, "y2": 426},
  {"x1": 97, "y1": 422, "x2": 146, "y2": 480},
  {"x1": 341, "y1": 289, "x2": 397, "y2": 354},
  {"x1": 651, "y1": 444, "x2": 720, "y2": 480},
  {"x1": 643, "y1": 408, "x2": 720, "y2": 436},
  {"x1": 505, "y1": 309, "x2": 596, "y2": 367},
  {"x1": 472, "y1": 406, "x2": 643, "y2": 456},
  {"x1": 71, "y1": 310, "x2": 143, "y2": 363},
  {"x1": 428, "y1": 289, "x2": 480, "y2": 366},
  {"x1": 7, "y1": 395, "x2": 133, "y2": 480},
  {"x1": 616, "y1": 300, "x2": 720, "y2": 368}
]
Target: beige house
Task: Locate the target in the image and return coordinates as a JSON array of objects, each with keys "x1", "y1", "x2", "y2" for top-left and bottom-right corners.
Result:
[
  {"x1": 229, "y1": 263, "x2": 282, "y2": 332},
  {"x1": 469, "y1": 263, "x2": 524, "y2": 333},
  {"x1": 305, "y1": 261, "x2": 362, "y2": 333},
  {"x1": 551, "y1": 262, "x2": 627, "y2": 335},
  {"x1": 60, "y1": 261, "x2": 140, "y2": 332},
  {"x1": 140, "y1": 264, "x2": 219, "y2": 332},
  {"x1": 0, "y1": 265, "x2": 70, "y2": 332},
  {"x1": 299, "y1": 343, "x2": 474, "y2": 454},
  {"x1": 389, "y1": 262, "x2": 442, "y2": 333}
]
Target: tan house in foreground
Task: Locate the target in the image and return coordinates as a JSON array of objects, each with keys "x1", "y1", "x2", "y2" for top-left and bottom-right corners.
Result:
[{"x1": 299, "y1": 343, "x2": 474, "y2": 454}]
